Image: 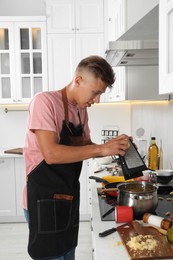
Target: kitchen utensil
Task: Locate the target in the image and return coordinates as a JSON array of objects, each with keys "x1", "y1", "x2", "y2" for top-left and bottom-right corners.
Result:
[
  {"x1": 119, "y1": 139, "x2": 147, "y2": 180},
  {"x1": 99, "y1": 223, "x2": 128, "y2": 237},
  {"x1": 89, "y1": 176, "x2": 120, "y2": 197},
  {"x1": 101, "y1": 207, "x2": 115, "y2": 219},
  {"x1": 156, "y1": 170, "x2": 173, "y2": 184},
  {"x1": 117, "y1": 222, "x2": 173, "y2": 259},
  {"x1": 117, "y1": 181, "x2": 158, "y2": 219}
]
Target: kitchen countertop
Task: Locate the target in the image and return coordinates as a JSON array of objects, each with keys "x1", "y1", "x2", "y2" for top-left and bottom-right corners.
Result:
[
  {"x1": 90, "y1": 170, "x2": 130, "y2": 260},
  {"x1": 0, "y1": 148, "x2": 23, "y2": 158}
]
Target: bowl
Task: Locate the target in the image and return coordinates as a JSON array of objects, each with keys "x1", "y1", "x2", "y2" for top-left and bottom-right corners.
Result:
[
  {"x1": 95, "y1": 156, "x2": 112, "y2": 165},
  {"x1": 156, "y1": 170, "x2": 173, "y2": 184}
]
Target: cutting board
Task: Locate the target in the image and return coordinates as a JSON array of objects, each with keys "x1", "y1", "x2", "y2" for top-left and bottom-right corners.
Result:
[
  {"x1": 4, "y1": 148, "x2": 23, "y2": 155},
  {"x1": 117, "y1": 222, "x2": 173, "y2": 259}
]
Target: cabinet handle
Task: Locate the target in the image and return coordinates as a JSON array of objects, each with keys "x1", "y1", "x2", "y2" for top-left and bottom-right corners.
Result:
[
  {"x1": 72, "y1": 28, "x2": 75, "y2": 31},
  {"x1": 76, "y1": 28, "x2": 79, "y2": 31},
  {"x1": 0, "y1": 159, "x2": 5, "y2": 164}
]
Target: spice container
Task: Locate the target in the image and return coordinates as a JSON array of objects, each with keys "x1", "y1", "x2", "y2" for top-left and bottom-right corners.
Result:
[{"x1": 143, "y1": 213, "x2": 172, "y2": 230}]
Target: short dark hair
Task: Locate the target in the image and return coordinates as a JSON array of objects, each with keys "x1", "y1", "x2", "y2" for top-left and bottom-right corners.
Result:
[{"x1": 75, "y1": 55, "x2": 115, "y2": 88}]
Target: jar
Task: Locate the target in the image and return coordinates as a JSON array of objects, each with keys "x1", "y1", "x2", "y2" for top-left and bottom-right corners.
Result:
[{"x1": 143, "y1": 213, "x2": 172, "y2": 230}]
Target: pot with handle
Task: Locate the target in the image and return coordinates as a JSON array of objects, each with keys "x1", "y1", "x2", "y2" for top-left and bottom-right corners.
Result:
[{"x1": 117, "y1": 181, "x2": 158, "y2": 219}]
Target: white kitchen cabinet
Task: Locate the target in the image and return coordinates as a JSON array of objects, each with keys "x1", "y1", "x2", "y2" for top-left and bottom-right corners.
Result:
[
  {"x1": 101, "y1": 66, "x2": 169, "y2": 102},
  {"x1": 0, "y1": 17, "x2": 48, "y2": 104},
  {"x1": 159, "y1": 0, "x2": 173, "y2": 94},
  {"x1": 106, "y1": 0, "x2": 158, "y2": 41},
  {"x1": 0, "y1": 157, "x2": 26, "y2": 222},
  {"x1": 15, "y1": 157, "x2": 26, "y2": 217},
  {"x1": 0, "y1": 158, "x2": 16, "y2": 217},
  {"x1": 47, "y1": 33, "x2": 104, "y2": 90},
  {"x1": 79, "y1": 160, "x2": 90, "y2": 221},
  {"x1": 46, "y1": 0, "x2": 104, "y2": 34},
  {"x1": 100, "y1": 67, "x2": 126, "y2": 102}
]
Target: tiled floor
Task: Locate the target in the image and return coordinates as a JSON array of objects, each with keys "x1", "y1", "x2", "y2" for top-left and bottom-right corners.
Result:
[{"x1": 0, "y1": 221, "x2": 92, "y2": 259}]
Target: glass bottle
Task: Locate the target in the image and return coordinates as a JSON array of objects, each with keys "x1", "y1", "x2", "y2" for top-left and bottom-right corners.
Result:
[
  {"x1": 148, "y1": 137, "x2": 159, "y2": 170},
  {"x1": 159, "y1": 139, "x2": 163, "y2": 169}
]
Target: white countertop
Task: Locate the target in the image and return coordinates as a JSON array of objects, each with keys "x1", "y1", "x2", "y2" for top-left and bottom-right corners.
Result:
[{"x1": 90, "y1": 170, "x2": 129, "y2": 260}]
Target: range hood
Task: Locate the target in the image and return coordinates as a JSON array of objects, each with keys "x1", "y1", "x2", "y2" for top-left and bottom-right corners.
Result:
[{"x1": 105, "y1": 5, "x2": 158, "y2": 67}]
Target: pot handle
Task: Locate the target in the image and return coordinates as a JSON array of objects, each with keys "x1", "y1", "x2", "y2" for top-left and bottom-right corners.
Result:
[
  {"x1": 130, "y1": 194, "x2": 155, "y2": 200},
  {"x1": 89, "y1": 176, "x2": 109, "y2": 184}
]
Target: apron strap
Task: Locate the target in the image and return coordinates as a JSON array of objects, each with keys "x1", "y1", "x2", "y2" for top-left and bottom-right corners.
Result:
[{"x1": 61, "y1": 87, "x2": 69, "y2": 126}]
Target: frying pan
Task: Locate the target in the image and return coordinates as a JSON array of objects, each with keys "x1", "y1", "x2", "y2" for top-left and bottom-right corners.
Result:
[{"x1": 89, "y1": 176, "x2": 120, "y2": 197}]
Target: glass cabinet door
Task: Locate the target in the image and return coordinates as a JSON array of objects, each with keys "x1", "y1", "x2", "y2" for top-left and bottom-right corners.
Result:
[
  {"x1": 15, "y1": 22, "x2": 47, "y2": 101},
  {"x1": 0, "y1": 23, "x2": 15, "y2": 103}
]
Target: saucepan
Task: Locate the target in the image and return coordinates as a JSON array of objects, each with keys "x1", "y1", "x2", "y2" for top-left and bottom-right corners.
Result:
[
  {"x1": 117, "y1": 181, "x2": 158, "y2": 219},
  {"x1": 89, "y1": 176, "x2": 119, "y2": 197}
]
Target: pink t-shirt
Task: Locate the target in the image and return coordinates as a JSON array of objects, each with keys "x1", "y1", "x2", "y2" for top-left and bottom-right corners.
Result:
[{"x1": 22, "y1": 90, "x2": 91, "y2": 209}]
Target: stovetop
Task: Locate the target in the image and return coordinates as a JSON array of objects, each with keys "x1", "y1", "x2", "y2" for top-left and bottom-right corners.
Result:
[{"x1": 97, "y1": 185, "x2": 173, "y2": 221}]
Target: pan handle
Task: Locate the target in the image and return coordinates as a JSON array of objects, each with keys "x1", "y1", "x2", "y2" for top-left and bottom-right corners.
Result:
[{"x1": 89, "y1": 176, "x2": 109, "y2": 184}]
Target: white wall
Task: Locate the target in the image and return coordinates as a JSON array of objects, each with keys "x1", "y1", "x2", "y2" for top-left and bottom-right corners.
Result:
[
  {"x1": 0, "y1": 103, "x2": 132, "y2": 149},
  {"x1": 88, "y1": 103, "x2": 131, "y2": 144},
  {"x1": 0, "y1": 0, "x2": 45, "y2": 16}
]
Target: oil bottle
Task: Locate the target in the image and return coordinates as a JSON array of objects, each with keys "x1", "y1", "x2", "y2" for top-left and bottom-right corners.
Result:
[{"x1": 148, "y1": 137, "x2": 159, "y2": 170}]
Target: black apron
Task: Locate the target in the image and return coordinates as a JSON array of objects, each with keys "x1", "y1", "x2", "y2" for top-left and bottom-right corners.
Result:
[{"x1": 27, "y1": 88, "x2": 84, "y2": 259}]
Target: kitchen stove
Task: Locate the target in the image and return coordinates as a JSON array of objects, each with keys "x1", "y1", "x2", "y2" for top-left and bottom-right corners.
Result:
[{"x1": 97, "y1": 185, "x2": 173, "y2": 221}]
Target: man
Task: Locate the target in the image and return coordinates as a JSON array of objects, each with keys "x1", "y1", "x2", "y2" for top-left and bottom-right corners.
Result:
[{"x1": 23, "y1": 55, "x2": 130, "y2": 260}]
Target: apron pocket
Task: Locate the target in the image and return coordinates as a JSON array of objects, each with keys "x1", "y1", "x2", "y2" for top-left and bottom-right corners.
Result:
[{"x1": 37, "y1": 199, "x2": 72, "y2": 234}]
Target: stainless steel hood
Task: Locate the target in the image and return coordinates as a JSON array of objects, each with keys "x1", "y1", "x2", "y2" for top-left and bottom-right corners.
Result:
[{"x1": 105, "y1": 5, "x2": 158, "y2": 67}]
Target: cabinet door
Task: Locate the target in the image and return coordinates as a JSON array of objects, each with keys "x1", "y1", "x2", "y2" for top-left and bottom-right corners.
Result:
[
  {"x1": 14, "y1": 22, "x2": 48, "y2": 102},
  {"x1": 76, "y1": 34, "x2": 104, "y2": 65},
  {"x1": 100, "y1": 67, "x2": 126, "y2": 102},
  {"x1": 47, "y1": 34, "x2": 76, "y2": 90},
  {"x1": 46, "y1": 0, "x2": 104, "y2": 34},
  {"x1": 159, "y1": 0, "x2": 173, "y2": 94},
  {"x1": 0, "y1": 22, "x2": 16, "y2": 104},
  {"x1": 0, "y1": 158, "x2": 16, "y2": 217},
  {"x1": 79, "y1": 160, "x2": 90, "y2": 220},
  {"x1": 75, "y1": 0, "x2": 104, "y2": 33},
  {"x1": 46, "y1": 0, "x2": 75, "y2": 33},
  {"x1": 15, "y1": 158, "x2": 26, "y2": 217}
]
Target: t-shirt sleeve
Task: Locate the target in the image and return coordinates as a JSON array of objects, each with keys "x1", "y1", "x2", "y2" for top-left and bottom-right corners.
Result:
[{"x1": 28, "y1": 93, "x2": 57, "y2": 133}]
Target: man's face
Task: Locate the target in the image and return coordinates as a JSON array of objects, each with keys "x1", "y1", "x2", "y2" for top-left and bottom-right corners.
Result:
[{"x1": 74, "y1": 73, "x2": 107, "y2": 108}]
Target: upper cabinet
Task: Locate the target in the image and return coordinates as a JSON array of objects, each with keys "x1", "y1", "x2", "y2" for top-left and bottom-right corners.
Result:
[
  {"x1": 0, "y1": 17, "x2": 48, "y2": 104},
  {"x1": 106, "y1": 0, "x2": 158, "y2": 41},
  {"x1": 46, "y1": 0, "x2": 105, "y2": 90},
  {"x1": 159, "y1": 0, "x2": 173, "y2": 94},
  {"x1": 46, "y1": 0, "x2": 104, "y2": 34}
]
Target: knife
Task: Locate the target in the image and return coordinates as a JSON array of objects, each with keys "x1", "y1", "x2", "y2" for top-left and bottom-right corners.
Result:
[{"x1": 99, "y1": 223, "x2": 128, "y2": 237}]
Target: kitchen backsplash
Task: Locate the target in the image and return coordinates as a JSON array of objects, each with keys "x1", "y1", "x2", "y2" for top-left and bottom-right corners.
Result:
[
  {"x1": 0, "y1": 100, "x2": 173, "y2": 169},
  {"x1": 131, "y1": 100, "x2": 173, "y2": 169}
]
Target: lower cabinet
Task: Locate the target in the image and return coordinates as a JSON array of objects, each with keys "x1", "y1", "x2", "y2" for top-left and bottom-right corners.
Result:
[
  {"x1": 0, "y1": 157, "x2": 90, "y2": 222},
  {"x1": 79, "y1": 160, "x2": 91, "y2": 221},
  {"x1": 0, "y1": 157, "x2": 26, "y2": 222}
]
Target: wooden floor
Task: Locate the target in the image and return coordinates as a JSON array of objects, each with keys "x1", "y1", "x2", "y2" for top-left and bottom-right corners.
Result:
[{"x1": 0, "y1": 221, "x2": 92, "y2": 259}]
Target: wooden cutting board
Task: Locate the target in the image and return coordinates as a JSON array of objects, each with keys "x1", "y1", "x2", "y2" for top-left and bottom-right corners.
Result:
[
  {"x1": 4, "y1": 148, "x2": 23, "y2": 155},
  {"x1": 117, "y1": 222, "x2": 173, "y2": 259}
]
